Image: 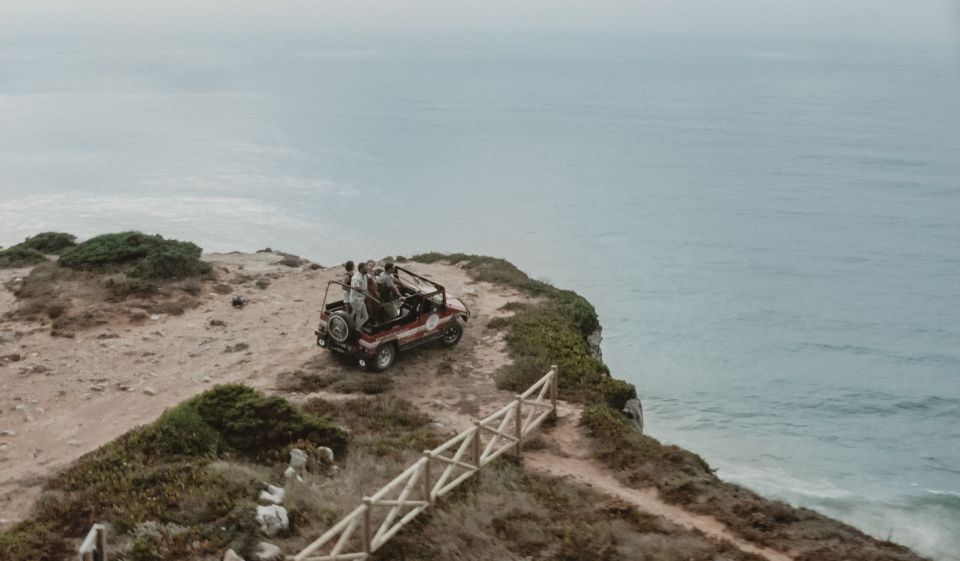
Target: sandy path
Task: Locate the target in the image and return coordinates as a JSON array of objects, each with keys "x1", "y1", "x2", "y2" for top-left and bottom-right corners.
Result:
[
  {"x1": 524, "y1": 407, "x2": 794, "y2": 561},
  {"x1": 1, "y1": 255, "x2": 790, "y2": 561}
]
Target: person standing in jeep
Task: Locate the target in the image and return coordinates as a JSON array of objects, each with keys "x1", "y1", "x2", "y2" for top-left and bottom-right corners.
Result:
[
  {"x1": 342, "y1": 260, "x2": 355, "y2": 313},
  {"x1": 380, "y1": 262, "x2": 401, "y2": 320},
  {"x1": 350, "y1": 261, "x2": 369, "y2": 331}
]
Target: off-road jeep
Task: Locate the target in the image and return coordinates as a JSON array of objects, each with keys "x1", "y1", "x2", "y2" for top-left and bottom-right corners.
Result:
[{"x1": 314, "y1": 266, "x2": 470, "y2": 371}]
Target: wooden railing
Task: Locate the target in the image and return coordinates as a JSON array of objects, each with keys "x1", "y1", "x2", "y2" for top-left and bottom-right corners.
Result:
[
  {"x1": 77, "y1": 524, "x2": 107, "y2": 561},
  {"x1": 291, "y1": 366, "x2": 559, "y2": 561}
]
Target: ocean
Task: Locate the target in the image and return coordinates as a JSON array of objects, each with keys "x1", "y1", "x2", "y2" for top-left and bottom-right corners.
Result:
[{"x1": 1, "y1": 34, "x2": 958, "y2": 559}]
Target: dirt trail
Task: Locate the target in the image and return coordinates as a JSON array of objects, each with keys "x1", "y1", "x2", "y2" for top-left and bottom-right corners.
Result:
[
  {"x1": 1, "y1": 254, "x2": 790, "y2": 561},
  {"x1": 524, "y1": 407, "x2": 793, "y2": 561}
]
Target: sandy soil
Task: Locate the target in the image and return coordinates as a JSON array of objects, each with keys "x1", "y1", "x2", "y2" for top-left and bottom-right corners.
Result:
[{"x1": 0, "y1": 253, "x2": 789, "y2": 560}]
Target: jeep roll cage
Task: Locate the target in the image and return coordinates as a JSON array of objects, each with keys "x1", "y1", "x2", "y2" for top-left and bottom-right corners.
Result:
[{"x1": 320, "y1": 266, "x2": 447, "y2": 324}]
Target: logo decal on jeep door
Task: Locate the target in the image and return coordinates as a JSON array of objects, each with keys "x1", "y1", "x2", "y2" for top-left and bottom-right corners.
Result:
[{"x1": 426, "y1": 313, "x2": 440, "y2": 331}]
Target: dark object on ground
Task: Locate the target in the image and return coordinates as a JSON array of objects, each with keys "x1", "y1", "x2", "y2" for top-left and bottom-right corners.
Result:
[{"x1": 232, "y1": 295, "x2": 246, "y2": 308}]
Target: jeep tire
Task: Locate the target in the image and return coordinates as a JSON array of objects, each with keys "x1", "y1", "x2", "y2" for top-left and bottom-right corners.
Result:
[
  {"x1": 370, "y1": 342, "x2": 397, "y2": 372},
  {"x1": 328, "y1": 311, "x2": 353, "y2": 344},
  {"x1": 440, "y1": 320, "x2": 463, "y2": 347}
]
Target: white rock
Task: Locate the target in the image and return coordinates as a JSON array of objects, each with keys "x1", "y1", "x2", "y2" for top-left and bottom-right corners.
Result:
[
  {"x1": 223, "y1": 549, "x2": 245, "y2": 561},
  {"x1": 88, "y1": 384, "x2": 106, "y2": 392},
  {"x1": 283, "y1": 466, "x2": 298, "y2": 480},
  {"x1": 252, "y1": 542, "x2": 282, "y2": 561},
  {"x1": 259, "y1": 484, "x2": 285, "y2": 505},
  {"x1": 0, "y1": 430, "x2": 15, "y2": 437},
  {"x1": 317, "y1": 446, "x2": 334, "y2": 463},
  {"x1": 0, "y1": 443, "x2": 10, "y2": 453},
  {"x1": 255, "y1": 505, "x2": 288, "y2": 537},
  {"x1": 289, "y1": 448, "x2": 308, "y2": 470},
  {"x1": 150, "y1": 315, "x2": 161, "y2": 321},
  {"x1": 143, "y1": 387, "x2": 159, "y2": 396},
  {"x1": 14, "y1": 405, "x2": 25, "y2": 412}
]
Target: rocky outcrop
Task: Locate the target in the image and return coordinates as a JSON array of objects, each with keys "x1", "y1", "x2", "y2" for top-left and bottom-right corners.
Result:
[
  {"x1": 587, "y1": 326, "x2": 603, "y2": 360},
  {"x1": 622, "y1": 398, "x2": 644, "y2": 434}
]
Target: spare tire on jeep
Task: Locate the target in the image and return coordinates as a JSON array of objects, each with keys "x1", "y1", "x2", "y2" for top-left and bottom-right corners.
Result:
[{"x1": 328, "y1": 311, "x2": 353, "y2": 343}]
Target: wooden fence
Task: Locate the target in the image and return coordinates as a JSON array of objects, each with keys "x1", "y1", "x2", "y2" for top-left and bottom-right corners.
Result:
[
  {"x1": 77, "y1": 524, "x2": 107, "y2": 561},
  {"x1": 290, "y1": 366, "x2": 559, "y2": 561}
]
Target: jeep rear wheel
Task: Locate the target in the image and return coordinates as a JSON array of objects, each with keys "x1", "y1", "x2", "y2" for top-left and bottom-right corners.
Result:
[
  {"x1": 369, "y1": 343, "x2": 397, "y2": 372},
  {"x1": 440, "y1": 320, "x2": 463, "y2": 347},
  {"x1": 328, "y1": 311, "x2": 352, "y2": 344}
]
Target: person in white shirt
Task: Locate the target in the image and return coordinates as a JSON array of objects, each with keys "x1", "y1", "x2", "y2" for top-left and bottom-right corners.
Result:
[{"x1": 350, "y1": 262, "x2": 369, "y2": 331}]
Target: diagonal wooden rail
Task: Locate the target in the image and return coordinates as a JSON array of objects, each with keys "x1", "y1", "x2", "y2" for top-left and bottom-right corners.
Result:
[{"x1": 290, "y1": 366, "x2": 559, "y2": 561}]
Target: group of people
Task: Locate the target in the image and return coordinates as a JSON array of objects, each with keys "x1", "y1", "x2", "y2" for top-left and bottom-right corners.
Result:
[{"x1": 342, "y1": 260, "x2": 401, "y2": 331}]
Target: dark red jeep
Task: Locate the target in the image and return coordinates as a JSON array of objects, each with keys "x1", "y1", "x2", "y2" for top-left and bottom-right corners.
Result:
[{"x1": 314, "y1": 266, "x2": 470, "y2": 371}]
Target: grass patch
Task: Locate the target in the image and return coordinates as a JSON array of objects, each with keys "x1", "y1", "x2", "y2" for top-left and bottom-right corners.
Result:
[
  {"x1": 59, "y1": 231, "x2": 211, "y2": 280},
  {"x1": 0, "y1": 386, "x2": 347, "y2": 561},
  {"x1": 376, "y1": 461, "x2": 765, "y2": 561},
  {"x1": 412, "y1": 253, "x2": 631, "y2": 404},
  {"x1": 0, "y1": 246, "x2": 48, "y2": 268},
  {"x1": 0, "y1": 232, "x2": 78, "y2": 268},
  {"x1": 302, "y1": 396, "x2": 442, "y2": 459},
  {"x1": 17, "y1": 232, "x2": 77, "y2": 254}
]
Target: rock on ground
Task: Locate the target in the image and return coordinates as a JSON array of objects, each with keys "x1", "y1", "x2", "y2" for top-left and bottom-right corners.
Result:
[{"x1": 255, "y1": 505, "x2": 288, "y2": 537}]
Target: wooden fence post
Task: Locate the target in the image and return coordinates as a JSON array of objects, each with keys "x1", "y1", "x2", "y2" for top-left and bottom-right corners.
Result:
[
  {"x1": 472, "y1": 423, "x2": 482, "y2": 468},
  {"x1": 362, "y1": 499, "x2": 373, "y2": 554},
  {"x1": 96, "y1": 525, "x2": 106, "y2": 561},
  {"x1": 514, "y1": 397, "x2": 523, "y2": 456},
  {"x1": 550, "y1": 365, "x2": 558, "y2": 413},
  {"x1": 422, "y1": 452, "x2": 433, "y2": 506}
]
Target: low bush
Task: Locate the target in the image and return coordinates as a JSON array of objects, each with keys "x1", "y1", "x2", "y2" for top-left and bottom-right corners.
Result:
[
  {"x1": 303, "y1": 396, "x2": 441, "y2": 459},
  {"x1": 18, "y1": 232, "x2": 77, "y2": 254},
  {"x1": 413, "y1": 253, "x2": 609, "y2": 402},
  {"x1": 0, "y1": 246, "x2": 48, "y2": 268},
  {"x1": 191, "y1": 384, "x2": 347, "y2": 461},
  {"x1": 59, "y1": 231, "x2": 211, "y2": 280},
  {"x1": 602, "y1": 379, "x2": 637, "y2": 411},
  {"x1": 0, "y1": 386, "x2": 347, "y2": 561}
]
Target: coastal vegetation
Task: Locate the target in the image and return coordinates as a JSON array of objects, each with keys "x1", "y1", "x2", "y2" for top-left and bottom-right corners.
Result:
[
  {"x1": 0, "y1": 232, "x2": 77, "y2": 268},
  {"x1": 3, "y1": 232, "x2": 214, "y2": 335},
  {"x1": 59, "y1": 231, "x2": 211, "y2": 280},
  {"x1": 411, "y1": 253, "x2": 628, "y2": 404},
  {"x1": 0, "y1": 385, "x2": 346, "y2": 561},
  {"x1": 0, "y1": 250, "x2": 931, "y2": 561},
  {"x1": 411, "y1": 253, "x2": 926, "y2": 561}
]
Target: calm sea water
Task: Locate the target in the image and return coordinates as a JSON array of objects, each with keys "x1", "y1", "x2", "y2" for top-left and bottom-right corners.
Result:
[{"x1": 1, "y1": 35, "x2": 958, "y2": 559}]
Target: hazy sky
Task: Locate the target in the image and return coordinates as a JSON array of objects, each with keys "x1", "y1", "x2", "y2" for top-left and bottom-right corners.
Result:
[{"x1": 1, "y1": 0, "x2": 958, "y2": 44}]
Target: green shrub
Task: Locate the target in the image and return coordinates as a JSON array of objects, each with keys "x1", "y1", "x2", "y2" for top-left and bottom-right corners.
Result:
[
  {"x1": 192, "y1": 384, "x2": 347, "y2": 460},
  {"x1": 413, "y1": 253, "x2": 608, "y2": 402},
  {"x1": 136, "y1": 404, "x2": 222, "y2": 457},
  {"x1": 0, "y1": 246, "x2": 48, "y2": 268},
  {"x1": 59, "y1": 231, "x2": 211, "y2": 280},
  {"x1": 602, "y1": 379, "x2": 637, "y2": 411},
  {"x1": 18, "y1": 232, "x2": 77, "y2": 254},
  {"x1": 0, "y1": 386, "x2": 347, "y2": 561},
  {"x1": 412, "y1": 253, "x2": 553, "y2": 295},
  {"x1": 130, "y1": 538, "x2": 164, "y2": 561},
  {"x1": 581, "y1": 404, "x2": 711, "y2": 481}
]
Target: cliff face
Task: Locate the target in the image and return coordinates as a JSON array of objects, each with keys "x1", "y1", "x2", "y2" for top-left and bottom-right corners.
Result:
[{"x1": 0, "y1": 250, "x2": 930, "y2": 561}]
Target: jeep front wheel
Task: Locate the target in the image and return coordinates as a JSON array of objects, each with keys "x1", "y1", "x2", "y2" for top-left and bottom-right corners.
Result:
[
  {"x1": 440, "y1": 321, "x2": 463, "y2": 347},
  {"x1": 370, "y1": 343, "x2": 397, "y2": 372}
]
